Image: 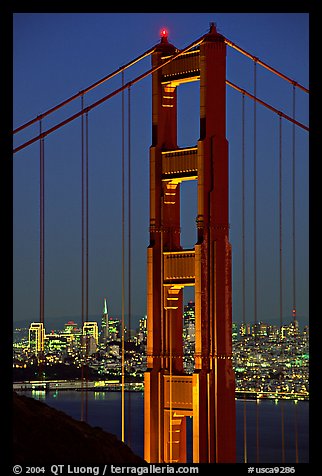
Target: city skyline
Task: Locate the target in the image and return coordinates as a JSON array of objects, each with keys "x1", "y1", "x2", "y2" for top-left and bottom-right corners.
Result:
[
  {"x1": 15, "y1": 297, "x2": 309, "y2": 335},
  {"x1": 13, "y1": 306, "x2": 309, "y2": 402},
  {"x1": 13, "y1": 13, "x2": 309, "y2": 329}
]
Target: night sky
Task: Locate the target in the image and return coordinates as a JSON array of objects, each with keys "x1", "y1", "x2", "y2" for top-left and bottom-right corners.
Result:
[{"x1": 13, "y1": 13, "x2": 309, "y2": 330}]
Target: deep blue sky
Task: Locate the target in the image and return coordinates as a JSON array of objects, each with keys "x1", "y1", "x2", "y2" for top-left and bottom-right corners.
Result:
[{"x1": 13, "y1": 13, "x2": 309, "y2": 330}]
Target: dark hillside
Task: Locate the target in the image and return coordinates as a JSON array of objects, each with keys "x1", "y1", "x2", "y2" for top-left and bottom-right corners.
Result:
[{"x1": 13, "y1": 392, "x2": 145, "y2": 464}]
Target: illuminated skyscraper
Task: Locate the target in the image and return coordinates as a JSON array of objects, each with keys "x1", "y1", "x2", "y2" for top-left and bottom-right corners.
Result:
[
  {"x1": 83, "y1": 321, "x2": 99, "y2": 343},
  {"x1": 28, "y1": 322, "x2": 45, "y2": 356},
  {"x1": 83, "y1": 322, "x2": 99, "y2": 354},
  {"x1": 183, "y1": 301, "x2": 195, "y2": 343},
  {"x1": 108, "y1": 318, "x2": 120, "y2": 341},
  {"x1": 137, "y1": 315, "x2": 147, "y2": 343},
  {"x1": 101, "y1": 298, "x2": 109, "y2": 343}
]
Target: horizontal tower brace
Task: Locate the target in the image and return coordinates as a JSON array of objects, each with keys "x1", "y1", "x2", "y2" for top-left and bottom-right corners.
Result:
[
  {"x1": 162, "y1": 147, "x2": 198, "y2": 181},
  {"x1": 163, "y1": 250, "x2": 195, "y2": 284}
]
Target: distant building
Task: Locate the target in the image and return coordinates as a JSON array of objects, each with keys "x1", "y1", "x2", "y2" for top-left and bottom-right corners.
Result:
[
  {"x1": 28, "y1": 322, "x2": 45, "y2": 355},
  {"x1": 108, "y1": 318, "x2": 121, "y2": 341},
  {"x1": 83, "y1": 322, "x2": 99, "y2": 355},
  {"x1": 83, "y1": 321, "x2": 98, "y2": 343},
  {"x1": 183, "y1": 301, "x2": 195, "y2": 343},
  {"x1": 45, "y1": 333, "x2": 74, "y2": 355},
  {"x1": 101, "y1": 298, "x2": 109, "y2": 343},
  {"x1": 64, "y1": 321, "x2": 80, "y2": 334},
  {"x1": 252, "y1": 322, "x2": 268, "y2": 337},
  {"x1": 137, "y1": 316, "x2": 147, "y2": 344}
]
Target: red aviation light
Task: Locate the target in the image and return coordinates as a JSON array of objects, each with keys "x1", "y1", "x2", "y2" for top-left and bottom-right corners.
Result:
[{"x1": 160, "y1": 28, "x2": 168, "y2": 38}]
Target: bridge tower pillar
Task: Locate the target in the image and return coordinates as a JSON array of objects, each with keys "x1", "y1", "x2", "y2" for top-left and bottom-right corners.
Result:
[{"x1": 144, "y1": 23, "x2": 236, "y2": 463}]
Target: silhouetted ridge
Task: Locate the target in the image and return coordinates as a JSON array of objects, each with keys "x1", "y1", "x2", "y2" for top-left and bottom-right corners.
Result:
[{"x1": 13, "y1": 392, "x2": 145, "y2": 464}]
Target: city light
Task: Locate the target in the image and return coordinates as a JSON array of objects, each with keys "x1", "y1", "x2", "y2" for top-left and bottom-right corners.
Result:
[{"x1": 13, "y1": 302, "x2": 309, "y2": 401}]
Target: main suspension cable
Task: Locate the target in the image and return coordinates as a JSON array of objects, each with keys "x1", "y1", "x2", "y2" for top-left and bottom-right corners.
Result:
[
  {"x1": 13, "y1": 46, "x2": 156, "y2": 135},
  {"x1": 224, "y1": 37, "x2": 309, "y2": 94},
  {"x1": 13, "y1": 33, "x2": 206, "y2": 154},
  {"x1": 14, "y1": 35, "x2": 308, "y2": 138},
  {"x1": 227, "y1": 81, "x2": 309, "y2": 132}
]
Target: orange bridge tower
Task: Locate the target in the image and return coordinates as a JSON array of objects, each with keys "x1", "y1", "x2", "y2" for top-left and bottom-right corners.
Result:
[{"x1": 144, "y1": 23, "x2": 236, "y2": 463}]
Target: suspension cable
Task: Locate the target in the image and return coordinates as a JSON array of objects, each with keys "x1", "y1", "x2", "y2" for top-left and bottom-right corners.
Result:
[
  {"x1": 224, "y1": 37, "x2": 309, "y2": 94},
  {"x1": 85, "y1": 107, "x2": 89, "y2": 422},
  {"x1": 294, "y1": 401, "x2": 299, "y2": 463},
  {"x1": 226, "y1": 81, "x2": 309, "y2": 132},
  {"x1": 13, "y1": 46, "x2": 156, "y2": 135},
  {"x1": 253, "y1": 60, "x2": 260, "y2": 465},
  {"x1": 127, "y1": 84, "x2": 132, "y2": 448},
  {"x1": 278, "y1": 114, "x2": 285, "y2": 463},
  {"x1": 121, "y1": 70, "x2": 126, "y2": 443},
  {"x1": 253, "y1": 61, "x2": 258, "y2": 338},
  {"x1": 39, "y1": 119, "x2": 45, "y2": 377},
  {"x1": 169, "y1": 308, "x2": 173, "y2": 462},
  {"x1": 13, "y1": 33, "x2": 206, "y2": 155},
  {"x1": 291, "y1": 84, "x2": 299, "y2": 464},
  {"x1": 242, "y1": 92, "x2": 246, "y2": 344},
  {"x1": 279, "y1": 115, "x2": 283, "y2": 334},
  {"x1": 81, "y1": 96, "x2": 89, "y2": 422},
  {"x1": 14, "y1": 35, "x2": 308, "y2": 138},
  {"x1": 281, "y1": 399, "x2": 285, "y2": 463},
  {"x1": 39, "y1": 120, "x2": 45, "y2": 330},
  {"x1": 292, "y1": 86, "x2": 297, "y2": 321},
  {"x1": 81, "y1": 95, "x2": 85, "y2": 422},
  {"x1": 241, "y1": 92, "x2": 248, "y2": 464},
  {"x1": 128, "y1": 85, "x2": 132, "y2": 344}
]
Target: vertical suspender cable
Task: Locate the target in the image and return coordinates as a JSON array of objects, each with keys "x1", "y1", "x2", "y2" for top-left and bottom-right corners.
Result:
[
  {"x1": 81, "y1": 95, "x2": 85, "y2": 422},
  {"x1": 253, "y1": 61, "x2": 257, "y2": 331},
  {"x1": 281, "y1": 400, "x2": 285, "y2": 463},
  {"x1": 279, "y1": 114, "x2": 285, "y2": 463},
  {"x1": 39, "y1": 119, "x2": 45, "y2": 376},
  {"x1": 292, "y1": 85, "x2": 297, "y2": 323},
  {"x1": 241, "y1": 92, "x2": 248, "y2": 464},
  {"x1": 294, "y1": 400, "x2": 299, "y2": 463},
  {"x1": 253, "y1": 61, "x2": 258, "y2": 334},
  {"x1": 253, "y1": 60, "x2": 260, "y2": 464},
  {"x1": 169, "y1": 309, "x2": 173, "y2": 463},
  {"x1": 241, "y1": 92, "x2": 246, "y2": 351},
  {"x1": 81, "y1": 94, "x2": 89, "y2": 422},
  {"x1": 128, "y1": 86, "x2": 132, "y2": 340},
  {"x1": 127, "y1": 85, "x2": 132, "y2": 448},
  {"x1": 81, "y1": 95, "x2": 89, "y2": 422},
  {"x1": 159, "y1": 178, "x2": 164, "y2": 463},
  {"x1": 292, "y1": 85, "x2": 299, "y2": 464},
  {"x1": 85, "y1": 108, "x2": 89, "y2": 423},
  {"x1": 121, "y1": 71, "x2": 126, "y2": 443},
  {"x1": 279, "y1": 115, "x2": 283, "y2": 341}
]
